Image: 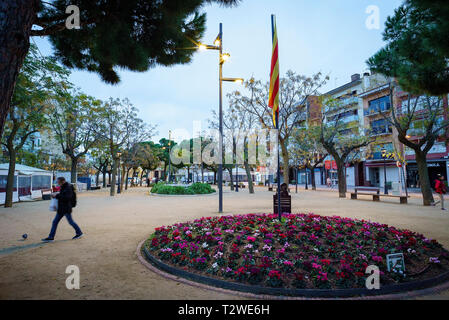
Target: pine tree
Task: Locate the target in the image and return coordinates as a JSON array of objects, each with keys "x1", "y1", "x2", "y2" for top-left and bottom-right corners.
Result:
[
  {"x1": 367, "y1": 0, "x2": 449, "y2": 95},
  {"x1": 0, "y1": 0, "x2": 240, "y2": 138}
]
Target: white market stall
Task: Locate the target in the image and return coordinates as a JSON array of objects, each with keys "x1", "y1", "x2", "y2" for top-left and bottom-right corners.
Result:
[{"x1": 0, "y1": 164, "x2": 53, "y2": 205}]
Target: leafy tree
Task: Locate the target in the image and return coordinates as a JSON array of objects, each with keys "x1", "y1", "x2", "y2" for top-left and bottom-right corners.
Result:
[
  {"x1": 291, "y1": 126, "x2": 327, "y2": 191},
  {"x1": 367, "y1": 0, "x2": 449, "y2": 95},
  {"x1": 228, "y1": 71, "x2": 328, "y2": 185},
  {"x1": 157, "y1": 138, "x2": 177, "y2": 180},
  {"x1": 44, "y1": 154, "x2": 71, "y2": 178},
  {"x1": 119, "y1": 116, "x2": 156, "y2": 191},
  {"x1": 49, "y1": 90, "x2": 102, "y2": 183},
  {"x1": 209, "y1": 103, "x2": 258, "y2": 193},
  {"x1": 0, "y1": 0, "x2": 240, "y2": 138},
  {"x1": 96, "y1": 97, "x2": 154, "y2": 196},
  {"x1": 1, "y1": 45, "x2": 67, "y2": 207},
  {"x1": 318, "y1": 98, "x2": 375, "y2": 198},
  {"x1": 378, "y1": 92, "x2": 449, "y2": 205},
  {"x1": 136, "y1": 142, "x2": 161, "y2": 186},
  {"x1": 90, "y1": 144, "x2": 112, "y2": 187}
]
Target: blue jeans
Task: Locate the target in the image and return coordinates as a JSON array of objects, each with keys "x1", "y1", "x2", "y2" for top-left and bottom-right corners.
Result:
[{"x1": 49, "y1": 213, "x2": 82, "y2": 238}]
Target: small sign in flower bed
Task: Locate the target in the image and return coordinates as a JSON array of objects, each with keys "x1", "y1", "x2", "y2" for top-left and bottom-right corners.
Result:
[
  {"x1": 151, "y1": 182, "x2": 216, "y2": 195},
  {"x1": 144, "y1": 214, "x2": 449, "y2": 295}
]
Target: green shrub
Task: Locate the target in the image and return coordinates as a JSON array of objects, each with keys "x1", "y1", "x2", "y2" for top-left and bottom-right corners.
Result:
[
  {"x1": 151, "y1": 182, "x2": 215, "y2": 195},
  {"x1": 150, "y1": 182, "x2": 166, "y2": 194},
  {"x1": 190, "y1": 182, "x2": 215, "y2": 194}
]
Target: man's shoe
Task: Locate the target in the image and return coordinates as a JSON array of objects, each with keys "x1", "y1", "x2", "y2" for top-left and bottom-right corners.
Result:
[
  {"x1": 442, "y1": 208, "x2": 447, "y2": 211},
  {"x1": 72, "y1": 233, "x2": 83, "y2": 240},
  {"x1": 42, "y1": 237, "x2": 54, "y2": 242}
]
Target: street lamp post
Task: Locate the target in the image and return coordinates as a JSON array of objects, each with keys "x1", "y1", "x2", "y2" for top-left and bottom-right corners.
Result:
[
  {"x1": 381, "y1": 148, "x2": 388, "y2": 195},
  {"x1": 168, "y1": 130, "x2": 172, "y2": 183},
  {"x1": 199, "y1": 23, "x2": 243, "y2": 213},
  {"x1": 295, "y1": 162, "x2": 299, "y2": 194},
  {"x1": 305, "y1": 167, "x2": 308, "y2": 190},
  {"x1": 117, "y1": 152, "x2": 122, "y2": 194},
  {"x1": 235, "y1": 164, "x2": 239, "y2": 192}
]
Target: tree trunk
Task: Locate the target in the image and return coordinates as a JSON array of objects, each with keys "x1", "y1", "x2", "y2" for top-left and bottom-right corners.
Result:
[
  {"x1": 280, "y1": 140, "x2": 290, "y2": 185},
  {"x1": 244, "y1": 161, "x2": 255, "y2": 194},
  {"x1": 336, "y1": 162, "x2": 347, "y2": 198},
  {"x1": 0, "y1": 0, "x2": 39, "y2": 138},
  {"x1": 102, "y1": 170, "x2": 107, "y2": 187},
  {"x1": 229, "y1": 168, "x2": 234, "y2": 191},
  {"x1": 201, "y1": 164, "x2": 204, "y2": 183},
  {"x1": 70, "y1": 157, "x2": 77, "y2": 184},
  {"x1": 310, "y1": 166, "x2": 317, "y2": 191},
  {"x1": 95, "y1": 170, "x2": 100, "y2": 187},
  {"x1": 416, "y1": 151, "x2": 434, "y2": 206},
  {"x1": 4, "y1": 147, "x2": 16, "y2": 208},
  {"x1": 124, "y1": 167, "x2": 130, "y2": 190},
  {"x1": 110, "y1": 159, "x2": 118, "y2": 196},
  {"x1": 139, "y1": 170, "x2": 145, "y2": 186}
]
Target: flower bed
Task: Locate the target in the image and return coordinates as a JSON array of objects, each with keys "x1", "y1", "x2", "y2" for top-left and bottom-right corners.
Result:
[
  {"x1": 151, "y1": 182, "x2": 216, "y2": 195},
  {"x1": 145, "y1": 214, "x2": 449, "y2": 291}
]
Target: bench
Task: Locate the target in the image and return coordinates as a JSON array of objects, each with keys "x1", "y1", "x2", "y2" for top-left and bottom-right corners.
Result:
[
  {"x1": 351, "y1": 187, "x2": 407, "y2": 204},
  {"x1": 273, "y1": 195, "x2": 292, "y2": 214},
  {"x1": 373, "y1": 194, "x2": 408, "y2": 204},
  {"x1": 351, "y1": 187, "x2": 380, "y2": 200}
]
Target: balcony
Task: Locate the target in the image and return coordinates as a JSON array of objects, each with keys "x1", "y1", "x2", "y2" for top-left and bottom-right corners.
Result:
[
  {"x1": 369, "y1": 126, "x2": 393, "y2": 137},
  {"x1": 364, "y1": 107, "x2": 391, "y2": 117},
  {"x1": 339, "y1": 96, "x2": 359, "y2": 106}
]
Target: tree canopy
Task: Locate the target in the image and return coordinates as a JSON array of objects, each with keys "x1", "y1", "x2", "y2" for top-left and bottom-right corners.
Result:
[
  {"x1": 36, "y1": 0, "x2": 240, "y2": 83},
  {"x1": 367, "y1": 0, "x2": 449, "y2": 95}
]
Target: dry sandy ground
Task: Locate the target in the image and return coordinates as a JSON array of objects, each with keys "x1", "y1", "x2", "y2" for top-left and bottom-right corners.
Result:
[{"x1": 1, "y1": 187, "x2": 449, "y2": 300}]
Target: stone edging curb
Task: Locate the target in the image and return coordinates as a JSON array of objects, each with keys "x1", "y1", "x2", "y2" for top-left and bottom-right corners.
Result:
[{"x1": 136, "y1": 239, "x2": 449, "y2": 300}]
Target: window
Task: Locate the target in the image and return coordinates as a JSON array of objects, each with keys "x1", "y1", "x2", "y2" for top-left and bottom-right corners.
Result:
[
  {"x1": 368, "y1": 96, "x2": 391, "y2": 114},
  {"x1": 371, "y1": 119, "x2": 392, "y2": 135},
  {"x1": 0, "y1": 175, "x2": 17, "y2": 192},
  {"x1": 32, "y1": 175, "x2": 51, "y2": 191}
]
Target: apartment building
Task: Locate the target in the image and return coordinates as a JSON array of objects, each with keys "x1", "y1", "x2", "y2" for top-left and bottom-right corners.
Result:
[
  {"x1": 359, "y1": 77, "x2": 399, "y2": 189},
  {"x1": 321, "y1": 73, "x2": 372, "y2": 187},
  {"x1": 395, "y1": 91, "x2": 449, "y2": 188},
  {"x1": 338, "y1": 74, "x2": 449, "y2": 190}
]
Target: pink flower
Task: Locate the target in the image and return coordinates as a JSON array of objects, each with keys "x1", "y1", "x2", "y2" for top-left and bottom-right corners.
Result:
[
  {"x1": 317, "y1": 272, "x2": 328, "y2": 281},
  {"x1": 312, "y1": 263, "x2": 322, "y2": 270}
]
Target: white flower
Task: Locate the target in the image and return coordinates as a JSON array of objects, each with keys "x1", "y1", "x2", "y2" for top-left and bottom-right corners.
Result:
[
  {"x1": 212, "y1": 263, "x2": 218, "y2": 269},
  {"x1": 202, "y1": 242, "x2": 209, "y2": 248}
]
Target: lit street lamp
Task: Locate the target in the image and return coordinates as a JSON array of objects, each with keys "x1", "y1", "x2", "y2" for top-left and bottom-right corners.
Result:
[{"x1": 199, "y1": 23, "x2": 243, "y2": 213}]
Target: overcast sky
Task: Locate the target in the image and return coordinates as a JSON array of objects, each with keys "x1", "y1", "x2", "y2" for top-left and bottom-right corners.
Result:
[{"x1": 33, "y1": 0, "x2": 403, "y2": 143}]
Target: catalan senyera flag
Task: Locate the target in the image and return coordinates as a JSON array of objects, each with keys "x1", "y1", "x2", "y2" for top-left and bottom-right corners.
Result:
[{"x1": 268, "y1": 16, "x2": 280, "y2": 128}]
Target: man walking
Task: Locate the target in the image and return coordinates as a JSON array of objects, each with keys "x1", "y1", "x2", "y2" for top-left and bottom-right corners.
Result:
[
  {"x1": 42, "y1": 177, "x2": 83, "y2": 242},
  {"x1": 434, "y1": 174, "x2": 447, "y2": 211}
]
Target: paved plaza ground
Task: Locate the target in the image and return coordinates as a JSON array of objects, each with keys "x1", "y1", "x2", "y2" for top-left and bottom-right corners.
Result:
[{"x1": 1, "y1": 187, "x2": 449, "y2": 300}]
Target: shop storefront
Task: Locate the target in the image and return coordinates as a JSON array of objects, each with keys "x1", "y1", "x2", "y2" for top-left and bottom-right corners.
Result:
[{"x1": 406, "y1": 160, "x2": 448, "y2": 188}]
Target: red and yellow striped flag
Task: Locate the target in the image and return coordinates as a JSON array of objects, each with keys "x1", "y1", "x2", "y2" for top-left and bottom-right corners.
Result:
[{"x1": 268, "y1": 16, "x2": 280, "y2": 128}]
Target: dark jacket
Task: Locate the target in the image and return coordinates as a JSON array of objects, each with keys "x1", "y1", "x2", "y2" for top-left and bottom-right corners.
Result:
[{"x1": 56, "y1": 182, "x2": 74, "y2": 214}]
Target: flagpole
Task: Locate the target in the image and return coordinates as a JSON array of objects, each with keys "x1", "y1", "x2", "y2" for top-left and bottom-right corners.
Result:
[{"x1": 271, "y1": 14, "x2": 282, "y2": 220}]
